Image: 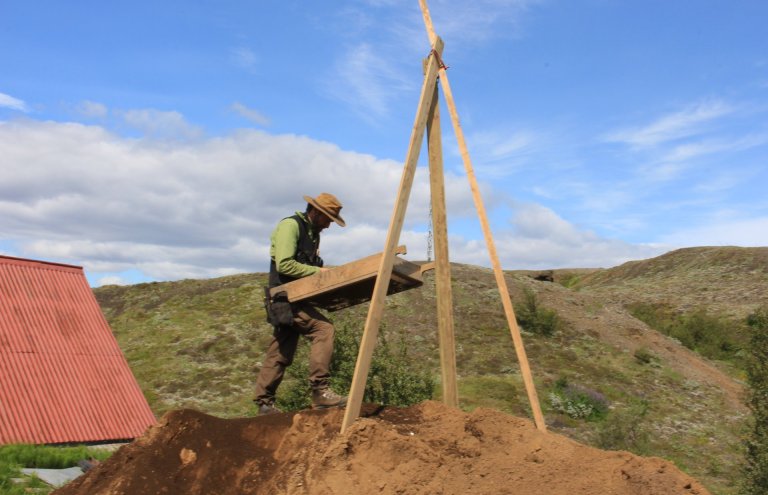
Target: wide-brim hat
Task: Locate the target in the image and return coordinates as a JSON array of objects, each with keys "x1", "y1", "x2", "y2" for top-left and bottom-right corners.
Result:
[{"x1": 303, "y1": 193, "x2": 346, "y2": 227}]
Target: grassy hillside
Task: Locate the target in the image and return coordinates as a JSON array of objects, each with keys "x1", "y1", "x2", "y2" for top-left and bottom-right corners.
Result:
[
  {"x1": 93, "y1": 248, "x2": 763, "y2": 495},
  {"x1": 571, "y1": 246, "x2": 768, "y2": 318}
]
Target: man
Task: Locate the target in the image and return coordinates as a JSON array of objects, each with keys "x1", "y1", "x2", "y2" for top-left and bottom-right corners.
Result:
[{"x1": 254, "y1": 193, "x2": 348, "y2": 415}]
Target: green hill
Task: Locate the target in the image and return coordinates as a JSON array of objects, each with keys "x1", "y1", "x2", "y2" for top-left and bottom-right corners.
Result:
[{"x1": 94, "y1": 247, "x2": 766, "y2": 495}]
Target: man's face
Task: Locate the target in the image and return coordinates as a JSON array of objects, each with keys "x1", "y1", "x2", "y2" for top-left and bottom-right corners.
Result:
[{"x1": 311, "y1": 210, "x2": 332, "y2": 232}]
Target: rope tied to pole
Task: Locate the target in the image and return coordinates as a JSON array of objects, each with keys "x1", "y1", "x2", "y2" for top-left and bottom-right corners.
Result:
[{"x1": 430, "y1": 48, "x2": 449, "y2": 71}]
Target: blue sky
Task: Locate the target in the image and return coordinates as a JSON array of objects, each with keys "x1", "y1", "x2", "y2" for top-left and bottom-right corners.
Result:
[{"x1": 2, "y1": 0, "x2": 767, "y2": 286}]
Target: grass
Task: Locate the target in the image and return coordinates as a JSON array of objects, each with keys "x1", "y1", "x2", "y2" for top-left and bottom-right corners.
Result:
[{"x1": 0, "y1": 444, "x2": 113, "y2": 494}]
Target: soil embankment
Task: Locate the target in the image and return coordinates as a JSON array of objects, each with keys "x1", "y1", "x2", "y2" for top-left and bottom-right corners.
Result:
[{"x1": 54, "y1": 401, "x2": 710, "y2": 495}]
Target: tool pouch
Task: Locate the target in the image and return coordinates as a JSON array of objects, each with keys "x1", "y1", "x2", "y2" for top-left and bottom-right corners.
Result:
[{"x1": 264, "y1": 288, "x2": 294, "y2": 327}]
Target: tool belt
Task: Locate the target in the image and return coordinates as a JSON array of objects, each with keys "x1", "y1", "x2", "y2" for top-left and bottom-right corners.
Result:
[{"x1": 264, "y1": 287, "x2": 294, "y2": 327}]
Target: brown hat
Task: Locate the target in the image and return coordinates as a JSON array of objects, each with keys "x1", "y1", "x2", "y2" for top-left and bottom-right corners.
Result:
[{"x1": 303, "y1": 193, "x2": 346, "y2": 227}]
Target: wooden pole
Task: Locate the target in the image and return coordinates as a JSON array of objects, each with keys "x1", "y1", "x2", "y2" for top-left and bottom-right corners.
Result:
[
  {"x1": 427, "y1": 78, "x2": 459, "y2": 407},
  {"x1": 341, "y1": 37, "x2": 445, "y2": 433},
  {"x1": 418, "y1": 0, "x2": 547, "y2": 432}
]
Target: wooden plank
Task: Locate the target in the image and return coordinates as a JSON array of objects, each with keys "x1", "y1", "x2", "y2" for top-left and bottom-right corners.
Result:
[
  {"x1": 341, "y1": 37, "x2": 444, "y2": 433},
  {"x1": 269, "y1": 247, "x2": 426, "y2": 311},
  {"x1": 418, "y1": 0, "x2": 547, "y2": 432},
  {"x1": 427, "y1": 78, "x2": 459, "y2": 408}
]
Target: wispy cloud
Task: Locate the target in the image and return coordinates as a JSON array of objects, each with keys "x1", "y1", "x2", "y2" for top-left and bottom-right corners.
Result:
[
  {"x1": 327, "y1": 43, "x2": 415, "y2": 121},
  {"x1": 428, "y1": 0, "x2": 542, "y2": 44},
  {"x1": 76, "y1": 100, "x2": 108, "y2": 118},
  {"x1": 0, "y1": 92, "x2": 29, "y2": 112},
  {"x1": 121, "y1": 109, "x2": 203, "y2": 140},
  {"x1": 326, "y1": 0, "x2": 542, "y2": 120},
  {"x1": 661, "y1": 132, "x2": 768, "y2": 162},
  {"x1": 605, "y1": 100, "x2": 734, "y2": 148},
  {"x1": 460, "y1": 128, "x2": 538, "y2": 177},
  {"x1": 231, "y1": 102, "x2": 271, "y2": 127},
  {"x1": 231, "y1": 47, "x2": 258, "y2": 73}
]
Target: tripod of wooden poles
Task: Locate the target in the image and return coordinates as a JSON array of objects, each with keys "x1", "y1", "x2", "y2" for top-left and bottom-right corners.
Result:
[{"x1": 340, "y1": 0, "x2": 547, "y2": 434}]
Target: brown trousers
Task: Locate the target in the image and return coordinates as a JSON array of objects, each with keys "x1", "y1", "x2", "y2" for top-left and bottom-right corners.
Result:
[{"x1": 254, "y1": 303, "x2": 335, "y2": 405}]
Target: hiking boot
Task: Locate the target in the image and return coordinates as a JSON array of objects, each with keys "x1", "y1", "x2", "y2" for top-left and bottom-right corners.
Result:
[
  {"x1": 311, "y1": 388, "x2": 348, "y2": 409},
  {"x1": 257, "y1": 402, "x2": 282, "y2": 415}
]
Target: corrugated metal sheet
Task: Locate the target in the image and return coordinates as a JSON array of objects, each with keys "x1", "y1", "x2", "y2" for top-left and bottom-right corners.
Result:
[{"x1": 0, "y1": 255, "x2": 156, "y2": 445}]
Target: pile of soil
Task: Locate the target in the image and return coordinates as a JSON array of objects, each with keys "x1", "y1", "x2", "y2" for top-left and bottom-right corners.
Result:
[{"x1": 54, "y1": 401, "x2": 710, "y2": 495}]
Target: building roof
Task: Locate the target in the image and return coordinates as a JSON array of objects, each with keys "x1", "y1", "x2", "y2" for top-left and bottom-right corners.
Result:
[{"x1": 0, "y1": 255, "x2": 156, "y2": 444}]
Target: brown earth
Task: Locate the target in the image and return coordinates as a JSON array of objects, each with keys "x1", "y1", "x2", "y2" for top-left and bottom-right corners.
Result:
[{"x1": 54, "y1": 401, "x2": 711, "y2": 495}]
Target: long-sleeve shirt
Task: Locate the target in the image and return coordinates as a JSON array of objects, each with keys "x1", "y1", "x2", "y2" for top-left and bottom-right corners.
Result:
[{"x1": 269, "y1": 211, "x2": 321, "y2": 279}]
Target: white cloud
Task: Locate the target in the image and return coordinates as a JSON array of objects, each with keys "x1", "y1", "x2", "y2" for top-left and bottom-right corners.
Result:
[
  {"x1": 0, "y1": 118, "x2": 658, "y2": 282},
  {"x1": 409, "y1": 201, "x2": 671, "y2": 270},
  {"x1": 231, "y1": 102, "x2": 271, "y2": 127},
  {"x1": 0, "y1": 119, "x2": 472, "y2": 279},
  {"x1": 605, "y1": 100, "x2": 734, "y2": 148},
  {"x1": 0, "y1": 92, "x2": 29, "y2": 112},
  {"x1": 96, "y1": 275, "x2": 130, "y2": 286}
]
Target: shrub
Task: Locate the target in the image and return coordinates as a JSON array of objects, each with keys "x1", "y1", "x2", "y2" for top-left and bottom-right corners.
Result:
[
  {"x1": 741, "y1": 306, "x2": 768, "y2": 495},
  {"x1": 548, "y1": 377, "x2": 609, "y2": 421},
  {"x1": 276, "y1": 322, "x2": 434, "y2": 411},
  {"x1": 515, "y1": 288, "x2": 562, "y2": 337},
  {"x1": 595, "y1": 400, "x2": 649, "y2": 454},
  {"x1": 633, "y1": 347, "x2": 657, "y2": 365},
  {"x1": 628, "y1": 303, "x2": 744, "y2": 363}
]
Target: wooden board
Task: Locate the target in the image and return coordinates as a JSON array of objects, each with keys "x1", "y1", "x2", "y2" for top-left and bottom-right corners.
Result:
[{"x1": 269, "y1": 246, "x2": 432, "y2": 312}]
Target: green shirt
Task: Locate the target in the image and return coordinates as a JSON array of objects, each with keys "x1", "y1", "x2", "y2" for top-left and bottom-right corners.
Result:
[{"x1": 269, "y1": 211, "x2": 321, "y2": 279}]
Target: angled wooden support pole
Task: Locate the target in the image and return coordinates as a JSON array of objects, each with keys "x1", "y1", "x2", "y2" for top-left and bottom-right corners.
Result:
[
  {"x1": 427, "y1": 78, "x2": 459, "y2": 407},
  {"x1": 418, "y1": 0, "x2": 547, "y2": 432},
  {"x1": 341, "y1": 37, "x2": 445, "y2": 433}
]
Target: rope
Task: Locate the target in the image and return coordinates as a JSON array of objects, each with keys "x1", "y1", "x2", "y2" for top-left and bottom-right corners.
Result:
[{"x1": 430, "y1": 49, "x2": 449, "y2": 71}]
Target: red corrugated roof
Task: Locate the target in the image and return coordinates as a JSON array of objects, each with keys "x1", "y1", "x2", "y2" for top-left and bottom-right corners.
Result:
[{"x1": 0, "y1": 255, "x2": 156, "y2": 445}]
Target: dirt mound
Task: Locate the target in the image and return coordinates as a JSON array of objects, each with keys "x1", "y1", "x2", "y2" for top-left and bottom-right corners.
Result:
[{"x1": 53, "y1": 401, "x2": 710, "y2": 495}]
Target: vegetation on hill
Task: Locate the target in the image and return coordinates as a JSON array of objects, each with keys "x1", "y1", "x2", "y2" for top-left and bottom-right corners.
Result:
[
  {"x1": 0, "y1": 444, "x2": 112, "y2": 495},
  {"x1": 92, "y1": 247, "x2": 767, "y2": 495},
  {"x1": 626, "y1": 303, "x2": 748, "y2": 365},
  {"x1": 742, "y1": 306, "x2": 768, "y2": 495},
  {"x1": 572, "y1": 246, "x2": 768, "y2": 319}
]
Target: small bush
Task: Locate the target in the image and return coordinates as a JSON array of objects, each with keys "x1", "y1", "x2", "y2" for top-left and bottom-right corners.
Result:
[
  {"x1": 633, "y1": 347, "x2": 657, "y2": 365},
  {"x1": 628, "y1": 303, "x2": 744, "y2": 363},
  {"x1": 595, "y1": 400, "x2": 650, "y2": 454},
  {"x1": 277, "y1": 322, "x2": 434, "y2": 411},
  {"x1": 548, "y1": 378, "x2": 609, "y2": 421},
  {"x1": 515, "y1": 288, "x2": 562, "y2": 337}
]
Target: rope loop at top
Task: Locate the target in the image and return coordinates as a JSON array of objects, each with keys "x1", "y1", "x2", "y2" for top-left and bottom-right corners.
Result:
[{"x1": 430, "y1": 48, "x2": 449, "y2": 71}]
